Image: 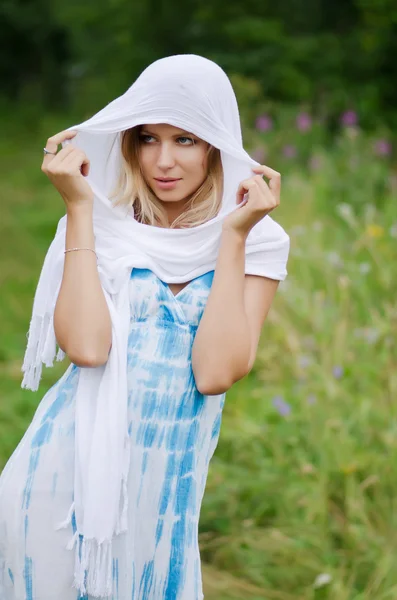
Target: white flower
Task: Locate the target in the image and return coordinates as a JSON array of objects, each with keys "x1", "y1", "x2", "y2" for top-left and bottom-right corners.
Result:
[
  {"x1": 326, "y1": 251, "x2": 343, "y2": 267},
  {"x1": 359, "y1": 262, "x2": 371, "y2": 274},
  {"x1": 337, "y1": 203, "x2": 353, "y2": 218},
  {"x1": 313, "y1": 573, "x2": 332, "y2": 588},
  {"x1": 336, "y1": 203, "x2": 357, "y2": 226}
]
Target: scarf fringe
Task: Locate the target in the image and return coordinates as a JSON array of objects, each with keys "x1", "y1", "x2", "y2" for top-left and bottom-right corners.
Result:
[
  {"x1": 21, "y1": 313, "x2": 65, "y2": 391},
  {"x1": 55, "y1": 501, "x2": 113, "y2": 598},
  {"x1": 55, "y1": 443, "x2": 130, "y2": 599}
]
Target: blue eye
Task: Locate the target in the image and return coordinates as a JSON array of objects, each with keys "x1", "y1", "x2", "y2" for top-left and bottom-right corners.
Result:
[
  {"x1": 139, "y1": 134, "x2": 195, "y2": 145},
  {"x1": 177, "y1": 137, "x2": 195, "y2": 145},
  {"x1": 139, "y1": 135, "x2": 154, "y2": 143}
]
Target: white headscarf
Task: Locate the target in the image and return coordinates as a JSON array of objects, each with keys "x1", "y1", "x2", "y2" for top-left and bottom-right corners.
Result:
[{"x1": 21, "y1": 54, "x2": 290, "y2": 597}]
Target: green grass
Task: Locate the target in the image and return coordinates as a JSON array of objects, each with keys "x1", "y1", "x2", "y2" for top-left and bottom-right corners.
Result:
[{"x1": 1, "y1": 107, "x2": 396, "y2": 599}]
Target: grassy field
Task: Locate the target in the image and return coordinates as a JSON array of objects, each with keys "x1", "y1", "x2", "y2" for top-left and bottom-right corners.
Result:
[{"x1": 1, "y1": 107, "x2": 396, "y2": 599}]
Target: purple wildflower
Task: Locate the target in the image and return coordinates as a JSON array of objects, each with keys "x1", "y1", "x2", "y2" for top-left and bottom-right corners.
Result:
[
  {"x1": 374, "y1": 139, "x2": 392, "y2": 156},
  {"x1": 296, "y1": 112, "x2": 312, "y2": 131},
  {"x1": 272, "y1": 395, "x2": 291, "y2": 417},
  {"x1": 283, "y1": 145, "x2": 297, "y2": 158},
  {"x1": 332, "y1": 365, "x2": 344, "y2": 379},
  {"x1": 298, "y1": 354, "x2": 312, "y2": 368},
  {"x1": 340, "y1": 110, "x2": 358, "y2": 127},
  {"x1": 255, "y1": 115, "x2": 273, "y2": 132},
  {"x1": 363, "y1": 327, "x2": 380, "y2": 344},
  {"x1": 250, "y1": 147, "x2": 266, "y2": 163},
  {"x1": 309, "y1": 155, "x2": 322, "y2": 171}
]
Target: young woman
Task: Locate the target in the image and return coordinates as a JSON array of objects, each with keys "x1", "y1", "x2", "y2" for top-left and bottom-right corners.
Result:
[{"x1": 0, "y1": 54, "x2": 290, "y2": 600}]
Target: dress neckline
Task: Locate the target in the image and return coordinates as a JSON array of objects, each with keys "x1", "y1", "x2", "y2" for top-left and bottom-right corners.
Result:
[{"x1": 158, "y1": 271, "x2": 210, "y2": 301}]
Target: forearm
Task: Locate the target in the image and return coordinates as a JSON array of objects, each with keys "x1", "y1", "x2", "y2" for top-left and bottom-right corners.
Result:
[
  {"x1": 191, "y1": 227, "x2": 251, "y2": 394},
  {"x1": 54, "y1": 204, "x2": 112, "y2": 366}
]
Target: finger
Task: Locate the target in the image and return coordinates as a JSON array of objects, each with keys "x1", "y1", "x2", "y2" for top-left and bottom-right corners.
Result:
[
  {"x1": 44, "y1": 129, "x2": 78, "y2": 152},
  {"x1": 42, "y1": 145, "x2": 75, "y2": 172},
  {"x1": 253, "y1": 174, "x2": 271, "y2": 196},
  {"x1": 252, "y1": 164, "x2": 281, "y2": 178},
  {"x1": 42, "y1": 129, "x2": 78, "y2": 165},
  {"x1": 253, "y1": 168, "x2": 281, "y2": 197},
  {"x1": 236, "y1": 179, "x2": 258, "y2": 204},
  {"x1": 61, "y1": 150, "x2": 91, "y2": 177},
  {"x1": 254, "y1": 174, "x2": 280, "y2": 204}
]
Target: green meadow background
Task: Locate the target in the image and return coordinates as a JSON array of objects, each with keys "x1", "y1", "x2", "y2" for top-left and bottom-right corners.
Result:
[{"x1": 1, "y1": 2, "x2": 397, "y2": 598}]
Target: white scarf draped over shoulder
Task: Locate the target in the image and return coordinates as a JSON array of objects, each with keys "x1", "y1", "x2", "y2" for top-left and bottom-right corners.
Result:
[{"x1": 21, "y1": 54, "x2": 290, "y2": 597}]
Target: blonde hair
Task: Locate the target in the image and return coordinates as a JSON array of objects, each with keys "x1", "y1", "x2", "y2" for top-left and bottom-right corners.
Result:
[{"x1": 109, "y1": 126, "x2": 223, "y2": 229}]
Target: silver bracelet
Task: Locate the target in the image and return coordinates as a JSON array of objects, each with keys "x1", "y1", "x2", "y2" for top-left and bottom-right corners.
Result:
[{"x1": 64, "y1": 247, "x2": 98, "y2": 259}]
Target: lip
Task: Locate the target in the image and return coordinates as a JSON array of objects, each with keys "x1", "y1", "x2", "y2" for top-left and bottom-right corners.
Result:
[{"x1": 154, "y1": 178, "x2": 182, "y2": 190}]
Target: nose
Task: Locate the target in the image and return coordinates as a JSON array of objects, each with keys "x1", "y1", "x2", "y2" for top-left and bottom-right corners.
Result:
[{"x1": 156, "y1": 142, "x2": 176, "y2": 170}]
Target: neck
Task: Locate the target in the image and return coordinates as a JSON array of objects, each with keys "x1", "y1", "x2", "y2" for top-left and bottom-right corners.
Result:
[{"x1": 159, "y1": 199, "x2": 190, "y2": 226}]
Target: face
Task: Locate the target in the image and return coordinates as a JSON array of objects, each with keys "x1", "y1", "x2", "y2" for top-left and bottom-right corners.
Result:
[{"x1": 137, "y1": 123, "x2": 210, "y2": 212}]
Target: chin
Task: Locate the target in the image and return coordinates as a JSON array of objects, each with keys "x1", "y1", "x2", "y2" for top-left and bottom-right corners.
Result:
[{"x1": 158, "y1": 191, "x2": 191, "y2": 203}]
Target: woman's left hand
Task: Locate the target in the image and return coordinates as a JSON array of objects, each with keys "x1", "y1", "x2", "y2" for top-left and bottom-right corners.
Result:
[{"x1": 222, "y1": 164, "x2": 281, "y2": 238}]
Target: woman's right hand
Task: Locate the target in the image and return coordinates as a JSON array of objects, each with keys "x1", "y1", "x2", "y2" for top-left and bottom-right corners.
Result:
[{"x1": 41, "y1": 129, "x2": 94, "y2": 209}]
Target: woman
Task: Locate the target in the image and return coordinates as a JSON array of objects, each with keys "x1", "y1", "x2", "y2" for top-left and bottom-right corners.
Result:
[{"x1": 0, "y1": 54, "x2": 290, "y2": 600}]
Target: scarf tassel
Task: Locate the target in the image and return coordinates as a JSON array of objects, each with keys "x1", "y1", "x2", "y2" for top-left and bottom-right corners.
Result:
[
  {"x1": 55, "y1": 501, "x2": 113, "y2": 598},
  {"x1": 21, "y1": 313, "x2": 65, "y2": 392},
  {"x1": 55, "y1": 443, "x2": 130, "y2": 600},
  {"x1": 82, "y1": 537, "x2": 113, "y2": 598}
]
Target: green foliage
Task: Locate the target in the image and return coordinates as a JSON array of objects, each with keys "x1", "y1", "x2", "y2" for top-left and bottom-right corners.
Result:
[{"x1": 1, "y1": 0, "x2": 397, "y2": 127}]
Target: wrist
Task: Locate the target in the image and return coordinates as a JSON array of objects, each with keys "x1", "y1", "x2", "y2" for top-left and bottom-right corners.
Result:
[
  {"x1": 66, "y1": 201, "x2": 93, "y2": 217},
  {"x1": 221, "y1": 224, "x2": 248, "y2": 245}
]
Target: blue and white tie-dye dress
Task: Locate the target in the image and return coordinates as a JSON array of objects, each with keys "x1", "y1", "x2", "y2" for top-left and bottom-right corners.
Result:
[{"x1": 0, "y1": 267, "x2": 226, "y2": 600}]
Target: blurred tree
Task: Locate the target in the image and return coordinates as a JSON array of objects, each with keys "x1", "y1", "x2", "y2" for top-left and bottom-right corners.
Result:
[
  {"x1": 0, "y1": 0, "x2": 71, "y2": 108},
  {"x1": 1, "y1": 0, "x2": 396, "y2": 127}
]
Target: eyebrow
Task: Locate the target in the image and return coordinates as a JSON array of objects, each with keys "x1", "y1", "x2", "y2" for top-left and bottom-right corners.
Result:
[{"x1": 140, "y1": 128, "x2": 194, "y2": 138}]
